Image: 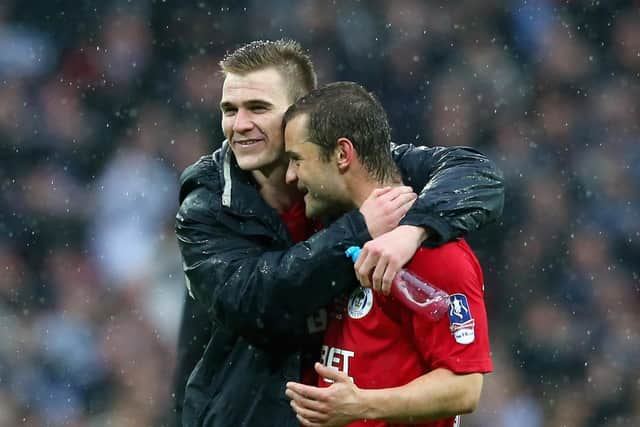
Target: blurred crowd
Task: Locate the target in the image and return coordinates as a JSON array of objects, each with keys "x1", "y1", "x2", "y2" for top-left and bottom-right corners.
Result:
[{"x1": 0, "y1": 0, "x2": 638, "y2": 426}]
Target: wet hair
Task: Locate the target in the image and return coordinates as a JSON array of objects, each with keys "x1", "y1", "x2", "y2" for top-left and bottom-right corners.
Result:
[
  {"x1": 283, "y1": 81, "x2": 400, "y2": 184},
  {"x1": 220, "y1": 39, "x2": 317, "y2": 102}
]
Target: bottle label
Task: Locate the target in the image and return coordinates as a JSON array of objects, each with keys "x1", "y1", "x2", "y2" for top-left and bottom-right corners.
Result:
[
  {"x1": 347, "y1": 287, "x2": 374, "y2": 319},
  {"x1": 448, "y1": 293, "x2": 475, "y2": 344}
]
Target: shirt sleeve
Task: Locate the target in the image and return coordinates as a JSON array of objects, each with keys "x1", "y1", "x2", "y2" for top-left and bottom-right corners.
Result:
[{"x1": 405, "y1": 242, "x2": 493, "y2": 374}]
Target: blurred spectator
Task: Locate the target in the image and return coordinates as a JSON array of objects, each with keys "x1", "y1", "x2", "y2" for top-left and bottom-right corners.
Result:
[
  {"x1": 90, "y1": 102, "x2": 178, "y2": 285},
  {"x1": 0, "y1": 1, "x2": 638, "y2": 426}
]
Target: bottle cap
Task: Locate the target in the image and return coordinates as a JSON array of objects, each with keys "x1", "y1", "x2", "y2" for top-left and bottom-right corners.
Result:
[{"x1": 345, "y1": 246, "x2": 362, "y2": 263}]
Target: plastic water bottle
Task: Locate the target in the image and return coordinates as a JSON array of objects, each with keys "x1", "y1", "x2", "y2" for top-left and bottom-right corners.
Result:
[{"x1": 345, "y1": 246, "x2": 450, "y2": 321}]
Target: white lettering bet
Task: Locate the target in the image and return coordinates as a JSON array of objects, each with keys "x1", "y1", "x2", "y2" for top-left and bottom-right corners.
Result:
[{"x1": 319, "y1": 345, "x2": 355, "y2": 383}]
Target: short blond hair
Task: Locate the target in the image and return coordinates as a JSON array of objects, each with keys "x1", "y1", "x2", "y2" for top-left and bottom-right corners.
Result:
[{"x1": 220, "y1": 39, "x2": 317, "y2": 102}]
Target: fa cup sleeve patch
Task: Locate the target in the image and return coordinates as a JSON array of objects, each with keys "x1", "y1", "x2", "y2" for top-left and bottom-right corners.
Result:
[{"x1": 448, "y1": 293, "x2": 475, "y2": 344}]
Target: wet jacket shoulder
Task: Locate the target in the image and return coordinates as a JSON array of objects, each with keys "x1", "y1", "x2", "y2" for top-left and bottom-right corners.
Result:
[{"x1": 390, "y1": 143, "x2": 504, "y2": 245}]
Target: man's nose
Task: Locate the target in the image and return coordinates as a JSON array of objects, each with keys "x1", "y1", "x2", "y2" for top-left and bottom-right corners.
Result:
[
  {"x1": 285, "y1": 161, "x2": 298, "y2": 184},
  {"x1": 232, "y1": 109, "x2": 253, "y2": 132}
]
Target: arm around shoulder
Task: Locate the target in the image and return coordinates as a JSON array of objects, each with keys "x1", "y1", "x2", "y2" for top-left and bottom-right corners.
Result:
[
  {"x1": 176, "y1": 185, "x2": 371, "y2": 342},
  {"x1": 392, "y1": 143, "x2": 505, "y2": 244}
]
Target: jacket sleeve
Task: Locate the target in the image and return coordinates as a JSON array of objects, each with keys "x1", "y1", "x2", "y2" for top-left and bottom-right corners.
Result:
[
  {"x1": 175, "y1": 187, "x2": 371, "y2": 344},
  {"x1": 392, "y1": 144, "x2": 504, "y2": 245}
]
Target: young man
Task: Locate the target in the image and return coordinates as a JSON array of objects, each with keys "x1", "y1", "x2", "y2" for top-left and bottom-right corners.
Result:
[
  {"x1": 174, "y1": 40, "x2": 503, "y2": 427},
  {"x1": 283, "y1": 82, "x2": 492, "y2": 427}
]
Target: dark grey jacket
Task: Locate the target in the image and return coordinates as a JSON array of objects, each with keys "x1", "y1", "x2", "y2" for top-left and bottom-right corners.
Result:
[{"x1": 175, "y1": 141, "x2": 504, "y2": 426}]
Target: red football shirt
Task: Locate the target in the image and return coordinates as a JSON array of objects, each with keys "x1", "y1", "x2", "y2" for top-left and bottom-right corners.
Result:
[
  {"x1": 319, "y1": 239, "x2": 492, "y2": 427},
  {"x1": 279, "y1": 199, "x2": 321, "y2": 243}
]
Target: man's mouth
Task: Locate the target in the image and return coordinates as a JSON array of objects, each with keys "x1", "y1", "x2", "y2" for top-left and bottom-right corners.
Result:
[{"x1": 234, "y1": 139, "x2": 263, "y2": 147}]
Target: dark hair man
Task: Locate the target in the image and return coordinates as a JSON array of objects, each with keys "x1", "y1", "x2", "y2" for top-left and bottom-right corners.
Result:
[{"x1": 282, "y1": 82, "x2": 491, "y2": 427}]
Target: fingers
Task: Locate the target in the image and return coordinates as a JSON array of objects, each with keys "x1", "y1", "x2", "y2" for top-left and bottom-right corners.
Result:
[
  {"x1": 377, "y1": 185, "x2": 414, "y2": 201},
  {"x1": 286, "y1": 381, "x2": 326, "y2": 401},
  {"x1": 369, "y1": 186, "x2": 393, "y2": 197},
  {"x1": 381, "y1": 262, "x2": 398, "y2": 295},
  {"x1": 383, "y1": 187, "x2": 417, "y2": 204},
  {"x1": 377, "y1": 187, "x2": 416, "y2": 224},
  {"x1": 290, "y1": 397, "x2": 327, "y2": 419},
  {"x1": 296, "y1": 412, "x2": 323, "y2": 427},
  {"x1": 379, "y1": 187, "x2": 416, "y2": 211},
  {"x1": 354, "y1": 249, "x2": 375, "y2": 288},
  {"x1": 355, "y1": 245, "x2": 384, "y2": 289},
  {"x1": 287, "y1": 382, "x2": 330, "y2": 427},
  {"x1": 360, "y1": 186, "x2": 417, "y2": 238},
  {"x1": 369, "y1": 186, "x2": 416, "y2": 215},
  {"x1": 314, "y1": 362, "x2": 349, "y2": 383},
  {"x1": 397, "y1": 192, "x2": 417, "y2": 213},
  {"x1": 355, "y1": 244, "x2": 393, "y2": 291},
  {"x1": 357, "y1": 186, "x2": 418, "y2": 283},
  {"x1": 369, "y1": 257, "x2": 386, "y2": 293},
  {"x1": 286, "y1": 366, "x2": 358, "y2": 427},
  {"x1": 286, "y1": 388, "x2": 329, "y2": 414},
  {"x1": 370, "y1": 255, "x2": 400, "y2": 295},
  {"x1": 354, "y1": 241, "x2": 405, "y2": 294},
  {"x1": 290, "y1": 397, "x2": 328, "y2": 426}
]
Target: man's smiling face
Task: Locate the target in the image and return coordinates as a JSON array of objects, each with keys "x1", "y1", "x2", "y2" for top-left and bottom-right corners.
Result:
[
  {"x1": 284, "y1": 113, "x2": 347, "y2": 218},
  {"x1": 220, "y1": 67, "x2": 292, "y2": 173}
]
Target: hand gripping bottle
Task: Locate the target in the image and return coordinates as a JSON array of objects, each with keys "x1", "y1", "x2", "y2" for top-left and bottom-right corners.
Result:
[{"x1": 345, "y1": 246, "x2": 450, "y2": 321}]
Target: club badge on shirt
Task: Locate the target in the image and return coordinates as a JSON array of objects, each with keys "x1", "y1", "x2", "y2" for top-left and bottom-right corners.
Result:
[
  {"x1": 347, "y1": 287, "x2": 374, "y2": 319},
  {"x1": 448, "y1": 293, "x2": 475, "y2": 344}
]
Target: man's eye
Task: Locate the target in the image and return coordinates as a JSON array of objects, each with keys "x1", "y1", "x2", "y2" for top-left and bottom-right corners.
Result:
[
  {"x1": 222, "y1": 109, "x2": 237, "y2": 116},
  {"x1": 288, "y1": 157, "x2": 301, "y2": 167},
  {"x1": 252, "y1": 106, "x2": 267, "y2": 113}
]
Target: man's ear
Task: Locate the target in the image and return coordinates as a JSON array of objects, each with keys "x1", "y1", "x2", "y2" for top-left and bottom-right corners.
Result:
[{"x1": 336, "y1": 137, "x2": 355, "y2": 171}]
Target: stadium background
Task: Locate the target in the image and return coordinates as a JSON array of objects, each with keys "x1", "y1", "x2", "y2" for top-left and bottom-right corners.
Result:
[{"x1": 0, "y1": 0, "x2": 638, "y2": 426}]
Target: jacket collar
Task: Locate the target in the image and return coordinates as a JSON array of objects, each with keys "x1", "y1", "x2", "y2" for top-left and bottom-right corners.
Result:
[
  {"x1": 217, "y1": 140, "x2": 259, "y2": 211},
  {"x1": 216, "y1": 141, "x2": 289, "y2": 237},
  {"x1": 220, "y1": 141, "x2": 233, "y2": 208}
]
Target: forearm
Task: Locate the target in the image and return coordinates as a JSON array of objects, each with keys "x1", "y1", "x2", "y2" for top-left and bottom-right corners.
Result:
[
  {"x1": 360, "y1": 369, "x2": 483, "y2": 423},
  {"x1": 401, "y1": 225, "x2": 428, "y2": 247},
  {"x1": 177, "y1": 204, "x2": 369, "y2": 339}
]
